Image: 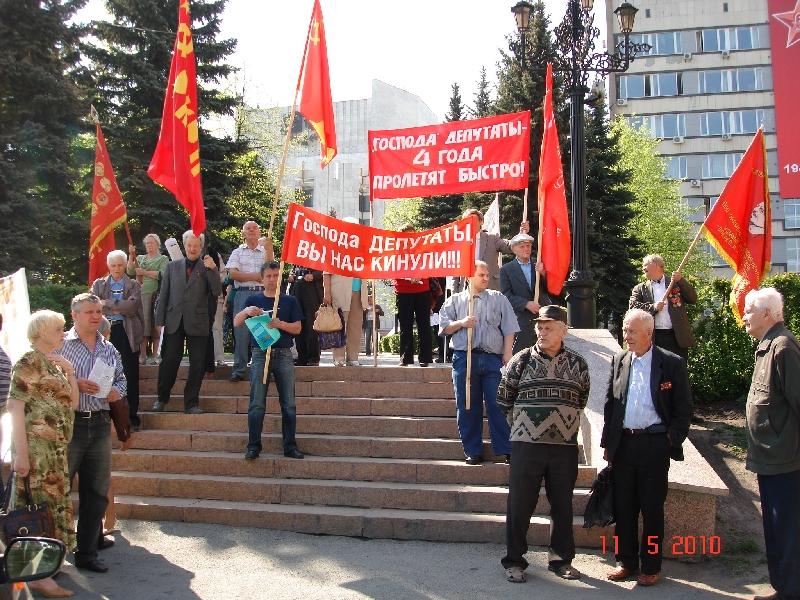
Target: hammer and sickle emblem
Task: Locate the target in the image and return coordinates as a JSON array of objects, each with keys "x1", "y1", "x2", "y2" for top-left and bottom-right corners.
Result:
[
  {"x1": 310, "y1": 20, "x2": 320, "y2": 45},
  {"x1": 97, "y1": 192, "x2": 109, "y2": 206},
  {"x1": 95, "y1": 162, "x2": 105, "y2": 177},
  {"x1": 177, "y1": 23, "x2": 193, "y2": 58}
]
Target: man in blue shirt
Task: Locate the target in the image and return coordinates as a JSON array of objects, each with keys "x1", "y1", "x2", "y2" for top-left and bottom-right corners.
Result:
[{"x1": 234, "y1": 261, "x2": 305, "y2": 460}]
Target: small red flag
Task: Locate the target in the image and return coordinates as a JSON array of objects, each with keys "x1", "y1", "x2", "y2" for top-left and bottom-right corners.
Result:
[
  {"x1": 148, "y1": 0, "x2": 205, "y2": 235},
  {"x1": 297, "y1": 0, "x2": 337, "y2": 168},
  {"x1": 702, "y1": 129, "x2": 771, "y2": 321},
  {"x1": 88, "y1": 122, "x2": 128, "y2": 284},
  {"x1": 537, "y1": 63, "x2": 571, "y2": 296}
]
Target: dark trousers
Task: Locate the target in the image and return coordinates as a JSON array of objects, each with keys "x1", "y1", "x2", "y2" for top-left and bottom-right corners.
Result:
[
  {"x1": 247, "y1": 347, "x2": 297, "y2": 454},
  {"x1": 397, "y1": 291, "x2": 432, "y2": 364},
  {"x1": 612, "y1": 432, "x2": 671, "y2": 574},
  {"x1": 758, "y1": 469, "x2": 800, "y2": 599},
  {"x1": 654, "y1": 329, "x2": 687, "y2": 361},
  {"x1": 68, "y1": 412, "x2": 112, "y2": 561},
  {"x1": 109, "y1": 322, "x2": 140, "y2": 426},
  {"x1": 296, "y1": 318, "x2": 321, "y2": 365},
  {"x1": 157, "y1": 319, "x2": 208, "y2": 410},
  {"x1": 502, "y1": 442, "x2": 579, "y2": 570},
  {"x1": 364, "y1": 321, "x2": 374, "y2": 355}
]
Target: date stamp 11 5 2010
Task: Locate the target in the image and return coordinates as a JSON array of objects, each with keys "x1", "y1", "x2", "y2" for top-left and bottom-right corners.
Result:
[{"x1": 600, "y1": 535, "x2": 722, "y2": 556}]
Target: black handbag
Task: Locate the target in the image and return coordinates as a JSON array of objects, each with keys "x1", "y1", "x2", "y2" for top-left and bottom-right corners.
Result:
[
  {"x1": 583, "y1": 465, "x2": 615, "y2": 528},
  {"x1": 0, "y1": 471, "x2": 56, "y2": 543}
]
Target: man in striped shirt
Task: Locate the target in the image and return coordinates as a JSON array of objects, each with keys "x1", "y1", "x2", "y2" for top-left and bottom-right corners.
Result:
[{"x1": 59, "y1": 293, "x2": 126, "y2": 574}]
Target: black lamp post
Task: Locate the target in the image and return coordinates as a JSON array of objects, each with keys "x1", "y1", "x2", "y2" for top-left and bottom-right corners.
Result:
[{"x1": 511, "y1": 0, "x2": 650, "y2": 328}]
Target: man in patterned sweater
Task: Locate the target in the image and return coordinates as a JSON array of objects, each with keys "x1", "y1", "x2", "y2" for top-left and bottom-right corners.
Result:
[{"x1": 497, "y1": 305, "x2": 591, "y2": 583}]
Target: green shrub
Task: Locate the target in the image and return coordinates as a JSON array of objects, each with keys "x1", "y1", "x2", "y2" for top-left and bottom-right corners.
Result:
[
  {"x1": 687, "y1": 274, "x2": 800, "y2": 404},
  {"x1": 379, "y1": 332, "x2": 419, "y2": 354},
  {"x1": 28, "y1": 283, "x2": 88, "y2": 326}
]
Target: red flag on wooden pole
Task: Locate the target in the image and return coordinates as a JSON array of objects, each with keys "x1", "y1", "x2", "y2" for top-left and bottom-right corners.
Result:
[
  {"x1": 148, "y1": 0, "x2": 205, "y2": 235},
  {"x1": 298, "y1": 0, "x2": 337, "y2": 168},
  {"x1": 701, "y1": 129, "x2": 771, "y2": 321},
  {"x1": 88, "y1": 115, "x2": 128, "y2": 284},
  {"x1": 537, "y1": 63, "x2": 571, "y2": 296}
]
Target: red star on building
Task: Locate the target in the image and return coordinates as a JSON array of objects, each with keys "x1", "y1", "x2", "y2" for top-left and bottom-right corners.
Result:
[{"x1": 774, "y1": 0, "x2": 800, "y2": 48}]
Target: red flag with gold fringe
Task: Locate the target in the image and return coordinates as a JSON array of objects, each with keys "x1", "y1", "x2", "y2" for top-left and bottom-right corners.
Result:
[
  {"x1": 148, "y1": 0, "x2": 205, "y2": 235},
  {"x1": 297, "y1": 0, "x2": 337, "y2": 168},
  {"x1": 88, "y1": 121, "x2": 128, "y2": 285},
  {"x1": 701, "y1": 129, "x2": 771, "y2": 321}
]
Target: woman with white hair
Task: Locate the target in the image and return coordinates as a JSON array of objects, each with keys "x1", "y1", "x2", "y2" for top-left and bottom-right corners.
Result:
[
  {"x1": 8, "y1": 310, "x2": 78, "y2": 597},
  {"x1": 127, "y1": 234, "x2": 168, "y2": 364},
  {"x1": 93, "y1": 249, "x2": 144, "y2": 430}
]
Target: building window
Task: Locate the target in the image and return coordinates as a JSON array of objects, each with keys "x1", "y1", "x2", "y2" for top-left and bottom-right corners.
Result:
[
  {"x1": 619, "y1": 73, "x2": 682, "y2": 99},
  {"x1": 665, "y1": 156, "x2": 687, "y2": 179},
  {"x1": 698, "y1": 68, "x2": 766, "y2": 94},
  {"x1": 787, "y1": 238, "x2": 800, "y2": 272},
  {"x1": 621, "y1": 32, "x2": 682, "y2": 55},
  {"x1": 699, "y1": 26, "x2": 762, "y2": 52},
  {"x1": 699, "y1": 109, "x2": 766, "y2": 136},
  {"x1": 786, "y1": 199, "x2": 800, "y2": 229},
  {"x1": 702, "y1": 153, "x2": 744, "y2": 179},
  {"x1": 627, "y1": 113, "x2": 686, "y2": 138}
]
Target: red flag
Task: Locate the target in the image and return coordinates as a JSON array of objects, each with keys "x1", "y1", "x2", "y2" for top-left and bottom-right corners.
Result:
[
  {"x1": 148, "y1": 0, "x2": 205, "y2": 235},
  {"x1": 89, "y1": 122, "x2": 128, "y2": 284},
  {"x1": 537, "y1": 63, "x2": 571, "y2": 296},
  {"x1": 297, "y1": 0, "x2": 337, "y2": 168},
  {"x1": 702, "y1": 129, "x2": 771, "y2": 321}
]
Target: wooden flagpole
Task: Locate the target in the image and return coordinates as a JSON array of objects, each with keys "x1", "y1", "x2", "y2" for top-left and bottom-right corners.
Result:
[
  {"x1": 521, "y1": 187, "x2": 529, "y2": 227},
  {"x1": 263, "y1": 260, "x2": 286, "y2": 384},
  {"x1": 370, "y1": 195, "x2": 378, "y2": 367},
  {"x1": 533, "y1": 187, "x2": 542, "y2": 305},
  {"x1": 659, "y1": 226, "x2": 704, "y2": 303}
]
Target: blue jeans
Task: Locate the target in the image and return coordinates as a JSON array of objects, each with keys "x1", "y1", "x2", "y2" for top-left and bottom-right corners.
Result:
[
  {"x1": 68, "y1": 411, "x2": 112, "y2": 560},
  {"x1": 248, "y1": 347, "x2": 297, "y2": 454},
  {"x1": 232, "y1": 289, "x2": 258, "y2": 378},
  {"x1": 452, "y1": 350, "x2": 511, "y2": 458},
  {"x1": 758, "y1": 469, "x2": 800, "y2": 598}
]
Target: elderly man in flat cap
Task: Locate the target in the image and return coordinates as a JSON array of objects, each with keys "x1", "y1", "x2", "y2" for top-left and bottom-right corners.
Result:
[
  {"x1": 498, "y1": 305, "x2": 591, "y2": 583},
  {"x1": 500, "y1": 232, "x2": 552, "y2": 354}
]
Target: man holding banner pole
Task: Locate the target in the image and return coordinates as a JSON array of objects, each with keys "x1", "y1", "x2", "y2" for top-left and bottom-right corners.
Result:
[{"x1": 439, "y1": 261, "x2": 518, "y2": 465}]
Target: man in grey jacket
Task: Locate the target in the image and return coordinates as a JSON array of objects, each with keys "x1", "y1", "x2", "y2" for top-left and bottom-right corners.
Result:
[
  {"x1": 742, "y1": 287, "x2": 800, "y2": 600},
  {"x1": 154, "y1": 230, "x2": 222, "y2": 414}
]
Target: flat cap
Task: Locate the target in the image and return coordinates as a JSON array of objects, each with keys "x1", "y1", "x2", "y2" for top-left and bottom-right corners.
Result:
[{"x1": 533, "y1": 305, "x2": 568, "y2": 324}]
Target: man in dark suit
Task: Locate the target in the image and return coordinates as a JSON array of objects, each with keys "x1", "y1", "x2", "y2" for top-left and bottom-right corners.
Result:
[
  {"x1": 289, "y1": 266, "x2": 323, "y2": 366},
  {"x1": 153, "y1": 230, "x2": 222, "y2": 414},
  {"x1": 629, "y1": 254, "x2": 697, "y2": 360},
  {"x1": 601, "y1": 308, "x2": 692, "y2": 587},
  {"x1": 500, "y1": 233, "x2": 551, "y2": 354}
]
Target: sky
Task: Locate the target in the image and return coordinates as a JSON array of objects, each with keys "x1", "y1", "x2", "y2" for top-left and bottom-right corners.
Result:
[{"x1": 76, "y1": 0, "x2": 609, "y2": 122}]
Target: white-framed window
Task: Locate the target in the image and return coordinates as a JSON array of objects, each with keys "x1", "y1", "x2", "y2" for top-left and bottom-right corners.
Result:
[
  {"x1": 627, "y1": 113, "x2": 686, "y2": 138},
  {"x1": 698, "y1": 68, "x2": 766, "y2": 93},
  {"x1": 618, "y1": 73, "x2": 682, "y2": 99},
  {"x1": 699, "y1": 109, "x2": 766, "y2": 136},
  {"x1": 665, "y1": 156, "x2": 688, "y2": 179},
  {"x1": 787, "y1": 238, "x2": 800, "y2": 272},
  {"x1": 785, "y1": 199, "x2": 800, "y2": 229},
  {"x1": 623, "y1": 31, "x2": 683, "y2": 55},
  {"x1": 702, "y1": 153, "x2": 744, "y2": 179},
  {"x1": 699, "y1": 26, "x2": 763, "y2": 52}
]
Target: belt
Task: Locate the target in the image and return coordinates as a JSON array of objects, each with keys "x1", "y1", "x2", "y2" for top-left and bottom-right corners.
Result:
[
  {"x1": 623, "y1": 424, "x2": 667, "y2": 436},
  {"x1": 110, "y1": 320, "x2": 124, "y2": 326},
  {"x1": 240, "y1": 286, "x2": 264, "y2": 291},
  {"x1": 75, "y1": 409, "x2": 109, "y2": 419},
  {"x1": 454, "y1": 348, "x2": 500, "y2": 356}
]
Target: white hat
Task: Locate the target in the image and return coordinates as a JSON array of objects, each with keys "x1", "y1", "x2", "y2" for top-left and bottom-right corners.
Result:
[{"x1": 510, "y1": 232, "x2": 535, "y2": 245}]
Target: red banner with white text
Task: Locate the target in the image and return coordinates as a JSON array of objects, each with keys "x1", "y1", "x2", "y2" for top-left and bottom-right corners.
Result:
[
  {"x1": 768, "y1": 0, "x2": 800, "y2": 198},
  {"x1": 368, "y1": 111, "x2": 531, "y2": 200},
  {"x1": 281, "y1": 204, "x2": 478, "y2": 279}
]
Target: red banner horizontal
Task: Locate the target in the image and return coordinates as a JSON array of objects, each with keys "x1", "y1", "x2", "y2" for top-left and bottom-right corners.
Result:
[
  {"x1": 281, "y1": 203, "x2": 477, "y2": 279},
  {"x1": 368, "y1": 111, "x2": 531, "y2": 200}
]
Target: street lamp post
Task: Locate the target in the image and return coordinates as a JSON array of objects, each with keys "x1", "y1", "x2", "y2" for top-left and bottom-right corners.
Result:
[{"x1": 511, "y1": 0, "x2": 650, "y2": 328}]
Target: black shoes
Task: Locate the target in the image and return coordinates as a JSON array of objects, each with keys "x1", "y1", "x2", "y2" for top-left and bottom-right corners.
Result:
[
  {"x1": 185, "y1": 406, "x2": 204, "y2": 414},
  {"x1": 284, "y1": 449, "x2": 305, "y2": 459},
  {"x1": 97, "y1": 535, "x2": 115, "y2": 550},
  {"x1": 229, "y1": 374, "x2": 245, "y2": 382},
  {"x1": 75, "y1": 556, "x2": 109, "y2": 573},
  {"x1": 244, "y1": 449, "x2": 260, "y2": 460},
  {"x1": 465, "y1": 456, "x2": 484, "y2": 465}
]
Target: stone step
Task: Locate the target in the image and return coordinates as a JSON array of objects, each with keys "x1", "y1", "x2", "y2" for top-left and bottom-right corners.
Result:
[
  {"x1": 113, "y1": 495, "x2": 611, "y2": 545},
  {"x1": 139, "y1": 412, "x2": 473, "y2": 440},
  {"x1": 140, "y1": 364, "x2": 452, "y2": 383},
  {"x1": 117, "y1": 429, "x2": 505, "y2": 461},
  {"x1": 139, "y1": 395, "x2": 456, "y2": 417},
  {"x1": 139, "y1": 378, "x2": 456, "y2": 399},
  {"x1": 111, "y1": 471, "x2": 592, "y2": 515},
  {"x1": 112, "y1": 450, "x2": 597, "y2": 488}
]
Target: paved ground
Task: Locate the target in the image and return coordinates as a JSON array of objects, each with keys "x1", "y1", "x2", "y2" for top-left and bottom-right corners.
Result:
[{"x1": 49, "y1": 519, "x2": 770, "y2": 600}]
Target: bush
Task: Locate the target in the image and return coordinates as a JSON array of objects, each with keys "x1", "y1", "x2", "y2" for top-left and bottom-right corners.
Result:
[
  {"x1": 28, "y1": 283, "x2": 88, "y2": 326},
  {"x1": 378, "y1": 332, "x2": 419, "y2": 354},
  {"x1": 687, "y1": 274, "x2": 800, "y2": 404}
]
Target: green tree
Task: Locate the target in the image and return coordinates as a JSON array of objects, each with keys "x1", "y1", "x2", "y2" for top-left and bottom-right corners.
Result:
[
  {"x1": 382, "y1": 198, "x2": 421, "y2": 232},
  {"x1": 612, "y1": 117, "x2": 710, "y2": 277},
  {"x1": 584, "y1": 99, "x2": 642, "y2": 321},
  {"x1": 472, "y1": 66, "x2": 492, "y2": 118},
  {"x1": 417, "y1": 83, "x2": 464, "y2": 230},
  {"x1": 0, "y1": 0, "x2": 88, "y2": 281},
  {"x1": 76, "y1": 0, "x2": 256, "y2": 260}
]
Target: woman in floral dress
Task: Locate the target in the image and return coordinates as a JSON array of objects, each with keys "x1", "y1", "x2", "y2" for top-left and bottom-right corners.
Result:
[{"x1": 8, "y1": 309, "x2": 79, "y2": 597}]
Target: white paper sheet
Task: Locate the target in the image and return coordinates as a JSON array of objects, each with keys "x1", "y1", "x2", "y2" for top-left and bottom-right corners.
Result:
[{"x1": 87, "y1": 358, "x2": 115, "y2": 399}]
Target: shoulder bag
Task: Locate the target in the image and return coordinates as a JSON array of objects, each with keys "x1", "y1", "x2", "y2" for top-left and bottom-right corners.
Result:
[
  {"x1": 0, "y1": 471, "x2": 56, "y2": 543},
  {"x1": 313, "y1": 303, "x2": 343, "y2": 333}
]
